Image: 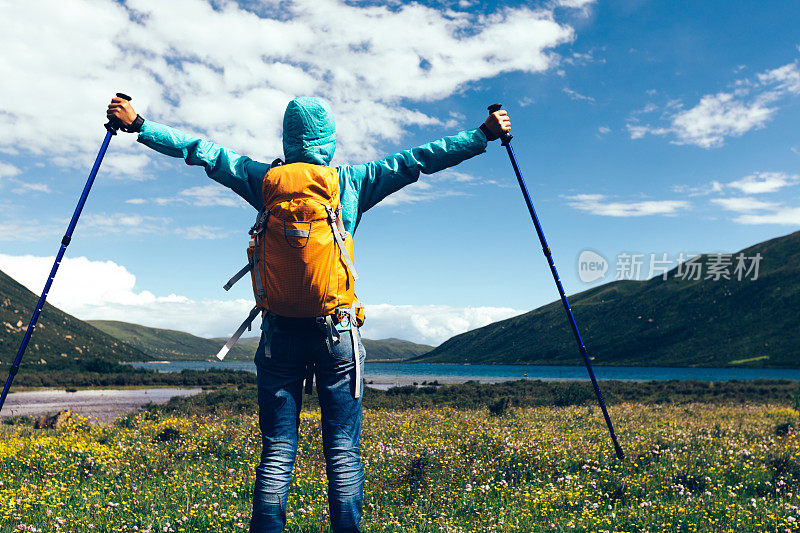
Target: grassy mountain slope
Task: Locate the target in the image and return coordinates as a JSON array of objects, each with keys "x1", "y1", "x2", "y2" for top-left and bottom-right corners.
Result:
[
  {"x1": 413, "y1": 231, "x2": 800, "y2": 368},
  {"x1": 89, "y1": 320, "x2": 255, "y2": 362},
  {"x1": 361, "y1": 338, "x2": 434, "y2": 361},
  {"x1": 0, "y1": 269, "x2": 149, "y2": 368},
  {"x1": 92, "y1": 320, "x2": 434, "y2": 362}
]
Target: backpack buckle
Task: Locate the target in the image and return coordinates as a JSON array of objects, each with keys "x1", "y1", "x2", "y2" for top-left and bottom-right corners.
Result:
[{"x1": 250, "y1": 209, "x2": 269, "y2": 235}]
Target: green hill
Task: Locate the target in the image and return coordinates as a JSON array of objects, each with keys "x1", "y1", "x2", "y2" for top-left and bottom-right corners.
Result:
[
  {"x1": 90, "y1": 320, "x2": 256, "y2": 362},
  {"x1": 90, "y1": 321, "x2": 434, "y2": 362},
  {"x1": 413, "y1": 230, "x2": 800, "y2": 368},
  {"x1": 0, "y1": 269, "x2": 149, "y2": 368},
  {"x1": 360, "y1": 338, "x2": 433, "y2": 361}
]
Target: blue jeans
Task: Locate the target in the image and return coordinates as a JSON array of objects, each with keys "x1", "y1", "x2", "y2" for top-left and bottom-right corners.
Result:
[{"x1": 249, "y1": 317, "x2": 365, "y2": 533}]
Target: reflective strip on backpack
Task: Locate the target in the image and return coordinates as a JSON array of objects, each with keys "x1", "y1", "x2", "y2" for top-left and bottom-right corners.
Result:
[
  {"x1": 216, "y1": 306, "x2": 261, "y2": 360},
  {"x1": 284, "y1": 228, "x2": 310, "y2": 238},
  {"x1": 324, "y1": 205, "x2": 359, "y2": 281}
]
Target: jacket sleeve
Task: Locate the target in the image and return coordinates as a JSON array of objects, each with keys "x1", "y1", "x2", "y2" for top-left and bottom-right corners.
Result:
[
  {"x1": 137, "y1": 120, "x2": 270, "y2": 210},
  {"x1": 337, "y1": 127, "x2": 488, "y2": 234}
]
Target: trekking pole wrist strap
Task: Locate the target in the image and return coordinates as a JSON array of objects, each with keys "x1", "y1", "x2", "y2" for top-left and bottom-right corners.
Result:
[{"x1": 123, "y1": 115, "x2": 144, "y2": 134}]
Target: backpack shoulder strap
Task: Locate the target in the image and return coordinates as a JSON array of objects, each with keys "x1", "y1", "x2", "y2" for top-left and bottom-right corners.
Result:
[{"x1": 324, "y1": 205, "x2": 358, "y2": 281}]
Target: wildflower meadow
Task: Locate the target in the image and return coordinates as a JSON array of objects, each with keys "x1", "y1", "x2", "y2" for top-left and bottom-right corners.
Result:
[{"x1": 1, "y1": 401, "x2": 800, "y2": 532}]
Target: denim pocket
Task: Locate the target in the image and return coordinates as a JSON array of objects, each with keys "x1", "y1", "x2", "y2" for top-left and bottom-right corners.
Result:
[
  {"x1": 328, "y1": 329, "x2": 366, "y2": 364},
  {"x1": 328, "y1": 330, "x2": 354, "y2": 363}
]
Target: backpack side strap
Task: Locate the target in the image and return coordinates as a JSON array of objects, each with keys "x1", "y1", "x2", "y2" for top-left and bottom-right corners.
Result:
[
  {"x1": 223, "y1": 259, "x2": 253, "y2": 291},
  {"x1": 223, "y1": 209, "x2": 269, "y2": 293},
  {"x1": 216, "y1": 306, "x2": 261, "y2": 360}
]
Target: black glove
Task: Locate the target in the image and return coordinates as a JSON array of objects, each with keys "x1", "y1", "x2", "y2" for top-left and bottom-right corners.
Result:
[{"x1": 480, "y1": 122, "x2": 499, "y2": 141}]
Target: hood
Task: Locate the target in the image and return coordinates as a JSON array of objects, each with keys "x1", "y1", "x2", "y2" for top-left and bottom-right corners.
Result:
[{"x1": 282, "y1": 97, "x2": 336, "y2": 166}]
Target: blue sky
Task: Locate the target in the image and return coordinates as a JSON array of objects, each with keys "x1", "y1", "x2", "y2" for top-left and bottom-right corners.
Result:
[{"x1": 0, "y1": 0, "x2": 798, "y2": 345}]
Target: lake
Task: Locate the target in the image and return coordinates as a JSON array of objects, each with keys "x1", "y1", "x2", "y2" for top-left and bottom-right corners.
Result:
[{"x1": 129, "y1": 361, "x2": 800, "y2": 389}]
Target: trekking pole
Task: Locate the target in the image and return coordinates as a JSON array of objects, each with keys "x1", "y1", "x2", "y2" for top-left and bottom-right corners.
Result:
[
  {"x1": 0, "y1": 93, "x2": 132, "y2": 414},
  {"x1": 488, "y1": 103, "x2": 625, "y2": 460}
]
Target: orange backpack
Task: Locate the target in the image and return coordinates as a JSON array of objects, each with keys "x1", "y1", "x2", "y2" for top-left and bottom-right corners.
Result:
[{"x1": 217, "y1": 162, "x2": 365, "y2": 361}]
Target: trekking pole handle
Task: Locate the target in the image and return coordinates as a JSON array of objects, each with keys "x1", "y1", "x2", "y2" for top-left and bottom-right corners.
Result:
[
  {"x1": 105, "y1": 92, "x2": 132, "y2": 135},
  {"x1": 487, "y1": 103, "x2": 513, "y2": 146}
]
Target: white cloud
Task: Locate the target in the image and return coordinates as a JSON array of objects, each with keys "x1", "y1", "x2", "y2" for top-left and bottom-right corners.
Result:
[
  {"x1": 127, "y1": 184, "x2": 247, "y2": 208},
  {"x1": 174, "y1": 225, "x2": 233, "y2": 240},
  {"x1": 372, "y1": 169, "x2": 505, "y2": 207},
  {"x1": 556, "y1": 0, "x2": 596, "y2": 8},
  {"x1": 176, "y1": 185, "x2": 245, "y2": 207},
  {"x1": 726, "y1": 171, "x2": 799, "y2": 194},
  {"x1": 93, "y1": 153, "x2": 155, "y2": 181},
  {"x1": 0, "y1": 161, "x2": 50, "y2": 194},
  {"x1": 669, "y1": 93, "x2": 774, "y2": 148},
  {"x1": 597, "y1": 126, "x2": 611, "y2": 135},
  {"x1": 563, "y1": 87, "x2": 595, "y2": 102},
  {"x1": 0, "y1": 253, "x2": 257, "y2": 338},
  {"x1": 0, "y1": 0, "x2": 576, "y2": 173},
  {"x1": 11, "y1": 182, "x2": 50, "y2": 194},
  {"x1": 431, "y1": 170, "x2": 478, "y2": 183},
  {"x1": 0, "y1": 162, "x2": 21, "y2": 178},
  {"x1": 554, "y1": 0, "x2": 596, "y2": 17},
  {"x1": 374, "y1": 181, "x2": 468, "y2": 207},
  {"x1": 733, "y1": 207, "x2": 800, "y2": 225},
  {"x1": 710, "y1": 197, "x2": 780, "y2": 212},
  {"x1": 81, "y1": 213, "x2": 172, "y2": 235},
  {"x1": 758, "y1": 63, "x2": 800, "y2": 93},
  {"x1": 675, "y1": 171, "x2": 797, "y2": 200},
  {"x1": 564, "y1": 194, "x2": 690, "y2": 217},
  {"x1": 359, "y1": 303, "x2": 523, "y2": 346},
  {"x1": 702, "y1": 171, "x2": 800, "y2": 224},
  {"x1": 0, "y1": 254, "x2": 521, "y2": 343},
  {"x1": 628, "y1": 60, "x2": 800, "y2": 148},
  {"x1": 671, "y1": 182, "x2": 725, "y2": 197},
  {"x1": 0, "y1": 220, "x2": 62, "y2": 242}
]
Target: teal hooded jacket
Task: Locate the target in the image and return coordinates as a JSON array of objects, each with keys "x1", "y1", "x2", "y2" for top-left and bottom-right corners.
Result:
[{"x1": 137, "y1": 97, "x2": 488, "y2": 236}]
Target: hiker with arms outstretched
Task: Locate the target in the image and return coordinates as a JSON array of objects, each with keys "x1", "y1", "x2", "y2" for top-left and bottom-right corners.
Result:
[{"x1": 107, "y1": 95, "x2": 510, "y2": 533}]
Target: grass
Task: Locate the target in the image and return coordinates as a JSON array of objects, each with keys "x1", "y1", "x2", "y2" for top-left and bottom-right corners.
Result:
[
  {"x1": 730, "y1": 356, "x2": 771, "y2": 365},
  {"x1": 8, "y1": 366, "x2": 255, "y2": 388},
  {"x1": 2, "y1": 400, "x2": 800, "y2": 532},
  {"x1": 148, "y1": 379, "x2": 800, "y2": 415}
]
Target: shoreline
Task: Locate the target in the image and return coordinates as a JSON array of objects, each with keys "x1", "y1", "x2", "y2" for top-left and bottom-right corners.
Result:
[{"x1": 0, "y1": 387, "x2": 203, "y2": 423}]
